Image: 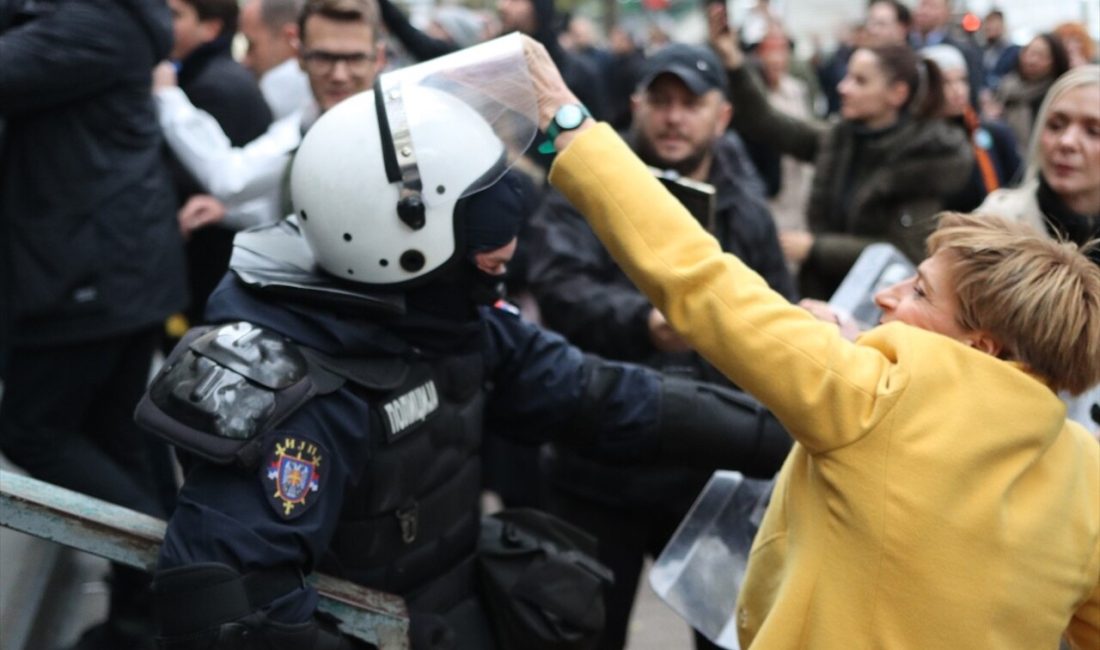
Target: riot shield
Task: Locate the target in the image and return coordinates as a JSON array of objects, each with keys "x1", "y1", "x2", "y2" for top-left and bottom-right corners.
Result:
[{"x1": 648, "y1": 471, "x2": 774, "y2": 649}]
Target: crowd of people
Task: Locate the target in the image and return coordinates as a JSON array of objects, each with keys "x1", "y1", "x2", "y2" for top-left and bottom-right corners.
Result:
[{"x1": 1, "y1": 0, "x2": 1098, "y2": 649}]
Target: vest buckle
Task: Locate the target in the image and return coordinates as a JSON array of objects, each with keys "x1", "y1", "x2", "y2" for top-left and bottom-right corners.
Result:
[{"x1": 396, "y1": 502, "x2": 419, "y2": 544}]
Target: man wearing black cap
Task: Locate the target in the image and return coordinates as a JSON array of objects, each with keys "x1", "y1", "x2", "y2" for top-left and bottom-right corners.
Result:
[{"x1": 526, "y1": 42, "x2": 795, "y2": 650}]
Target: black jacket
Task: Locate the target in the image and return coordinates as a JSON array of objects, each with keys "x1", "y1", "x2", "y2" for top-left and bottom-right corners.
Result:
[
  {"x1": 526, "y1": 131, "x2": 793, "y2": 510},
  {"x1": 0, "y1": 0, "x2": 186, "y2": 347},
  {"x1": 171, "y1": 35, "x2": 274, "y2": 323},
  {"x1": 529, "y1": 131, "x2": 794, "y2": 368},
  {"x1": 179, "y1": 36, "x2": 272, "y2": 146}
]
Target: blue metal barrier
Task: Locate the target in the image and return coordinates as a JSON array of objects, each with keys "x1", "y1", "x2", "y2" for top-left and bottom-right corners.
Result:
[{"x1": 0, "y1": 469, "x2": 409, "y2": 649}]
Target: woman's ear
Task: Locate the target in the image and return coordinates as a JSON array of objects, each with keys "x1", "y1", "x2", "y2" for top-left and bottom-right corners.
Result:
[
  {"x1": 967, "y1": 332, "x2": 1004, "y2": 358},
  {"x1": 887, "y1": 79, "x2": 910, "y2": 110}
]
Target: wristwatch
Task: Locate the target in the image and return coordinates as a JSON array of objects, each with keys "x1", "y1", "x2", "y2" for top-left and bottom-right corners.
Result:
[{"x1": 538, "y1": 103, "x2": 591, "y2": 154}]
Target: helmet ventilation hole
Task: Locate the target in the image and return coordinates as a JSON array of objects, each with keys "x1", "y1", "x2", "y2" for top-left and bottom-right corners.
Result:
[
  {"x1": 379, "y1": 259, "x2": 389, "y2": 267},
  {"x1": 347, "y1": 268, "x2": 354, "y2": 275},
  {"x1": 400, "y1": 250, "x2": 425, "y2": 272},
  {"x1": 436, "y1": 185, "x2": 446, "y2": 195},
  {"x1": 343, "y1": 233, "x2": 353, "y2": 242},
  {"x1": 300, "y1": 210, "x2": 308, "y2": 221}
]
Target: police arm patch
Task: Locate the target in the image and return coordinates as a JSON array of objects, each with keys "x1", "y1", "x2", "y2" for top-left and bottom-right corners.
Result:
[{"x1": 263, "y1": 435, "x2": 326, "y2": 519}]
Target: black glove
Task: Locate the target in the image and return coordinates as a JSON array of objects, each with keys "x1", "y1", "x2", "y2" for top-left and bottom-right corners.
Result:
[
  {"x1": 152, "y1": 563, "x2": 377, "y2": 650},
  {"x1": 656, "y1": 376, "x2": 792, "y2": 478}
]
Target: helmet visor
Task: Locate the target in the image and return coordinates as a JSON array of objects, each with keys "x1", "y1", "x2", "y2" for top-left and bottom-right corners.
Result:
[{"x1": 377, "y1": 33, "x2": 538, "y2": 205}]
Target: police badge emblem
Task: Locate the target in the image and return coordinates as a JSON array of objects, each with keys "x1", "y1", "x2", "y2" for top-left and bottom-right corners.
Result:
[{"x1": 264, "y1": 435, "x2": 324, "y2": 519}]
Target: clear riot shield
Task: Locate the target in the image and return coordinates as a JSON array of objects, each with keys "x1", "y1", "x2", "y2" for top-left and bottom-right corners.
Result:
[
  {"x1": 827, "y1": 243, "x2": 915, "y2": 330},
  {"x1": 648, "y1": 472, "x2": 774, "y2": 649},
  {"x1": 1065, "y1": 385, "x2": 1100, "y2": 435}
]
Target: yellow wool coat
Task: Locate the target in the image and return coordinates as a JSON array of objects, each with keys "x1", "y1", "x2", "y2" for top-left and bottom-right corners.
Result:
[{"x1": 549, "y1": 124, "x2": 1100, "y2": 650}]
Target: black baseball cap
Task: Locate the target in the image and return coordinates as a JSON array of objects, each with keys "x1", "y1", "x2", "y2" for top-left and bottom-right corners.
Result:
[{"x1": 637, "y1": 43, "x2": 729, "y2": 96}]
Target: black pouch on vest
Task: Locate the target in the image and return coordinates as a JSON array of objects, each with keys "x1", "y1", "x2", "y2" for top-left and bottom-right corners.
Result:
[{"x1": 476, "y1": 508, "x2": 613, "y2": 650}]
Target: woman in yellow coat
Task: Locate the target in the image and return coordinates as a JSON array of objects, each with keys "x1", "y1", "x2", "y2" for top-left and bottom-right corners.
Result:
[{"x1": 522, "y1": 37, "x2": 1100, "y2": 650}]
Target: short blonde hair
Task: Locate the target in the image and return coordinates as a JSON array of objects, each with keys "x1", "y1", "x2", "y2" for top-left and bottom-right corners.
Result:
[{"x1": 927, "y1": 212, "x2": 1100, "y2": 395}]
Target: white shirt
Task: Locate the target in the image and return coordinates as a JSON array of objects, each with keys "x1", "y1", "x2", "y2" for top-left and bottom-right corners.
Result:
[
  {"x1": 155, "y1": 86, "x2": 315, "y2": 229},
  {"x1": 260, "y1": 58, "x2": 311, "y2": 121}
]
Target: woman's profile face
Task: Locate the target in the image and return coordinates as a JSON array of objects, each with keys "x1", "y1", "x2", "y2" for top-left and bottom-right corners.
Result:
[
  {"x1": 838, "y1": 49, "x2": 904, "y2": 127},
  {"x1": 873, "y1": 251, "x2": 972, "y2": 342},
  {"x1": 941, "y1": 66, "x2": 970, "y2": 117},
  {"x1": 1020, "y1": 37, "x2": 1054, "y2": 81},
  {"x1": 1039, "y1": 84, "x2": 1100, "y2": 209}
]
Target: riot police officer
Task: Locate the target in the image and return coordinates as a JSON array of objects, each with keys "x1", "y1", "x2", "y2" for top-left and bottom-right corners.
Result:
[{"x1": 138, "y1": 36, "x2": 790, "y2": 649}]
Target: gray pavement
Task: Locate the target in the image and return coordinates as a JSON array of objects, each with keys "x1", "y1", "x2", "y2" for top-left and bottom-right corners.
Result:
[{"x1": 626, "y1": 561, "x2": 695, "y2": 650}]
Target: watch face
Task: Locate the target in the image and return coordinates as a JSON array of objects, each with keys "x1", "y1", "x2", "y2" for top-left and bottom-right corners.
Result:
[{"x1": 556, "y1": 104, "x2": 584, "y2": 129}]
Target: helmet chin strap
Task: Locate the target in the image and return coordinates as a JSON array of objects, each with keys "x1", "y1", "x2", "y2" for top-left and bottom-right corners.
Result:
[{"x1": 375, "y1": 77, "x2": 426, "y2": 232}]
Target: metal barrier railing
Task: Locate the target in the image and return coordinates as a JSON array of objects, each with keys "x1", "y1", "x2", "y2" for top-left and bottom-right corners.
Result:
[{"x1": 0, "y1": 469, "x2": 409, "y2": 649}]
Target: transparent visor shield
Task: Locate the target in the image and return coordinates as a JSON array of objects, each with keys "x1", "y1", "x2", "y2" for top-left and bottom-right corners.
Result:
[{"x1": 376, "y1": 33, "x2": 538, "y2": 207}]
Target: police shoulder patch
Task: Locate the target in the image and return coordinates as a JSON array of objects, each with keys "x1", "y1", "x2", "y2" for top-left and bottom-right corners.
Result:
[{"x1": 263, "y1": 435, "x2": 326, "y2": 519}]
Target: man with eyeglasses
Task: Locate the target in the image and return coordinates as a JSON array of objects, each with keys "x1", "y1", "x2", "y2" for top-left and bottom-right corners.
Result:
[{"x1": 154, "y1": 0, "x2": 385, "y2": 231}]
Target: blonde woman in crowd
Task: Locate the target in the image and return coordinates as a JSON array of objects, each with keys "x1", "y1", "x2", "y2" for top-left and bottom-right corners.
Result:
[{"x1": 980, "y1": 64, "x2": 1100, "y2": 434}]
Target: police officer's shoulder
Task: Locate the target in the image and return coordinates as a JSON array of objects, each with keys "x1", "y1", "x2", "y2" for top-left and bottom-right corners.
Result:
[{"x1": 137, "y1": 322, "x2": 325, "y2": 467}]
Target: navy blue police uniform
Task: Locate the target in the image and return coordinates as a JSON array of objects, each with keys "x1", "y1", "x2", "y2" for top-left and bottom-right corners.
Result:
[{"x1": 139, "y1": 174, "x2": 789, "y2": 650}]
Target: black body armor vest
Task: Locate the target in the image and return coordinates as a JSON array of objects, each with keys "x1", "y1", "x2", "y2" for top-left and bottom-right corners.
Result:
[{"x1": 320, "y1": 349, "x2": 487, "y2": 614}]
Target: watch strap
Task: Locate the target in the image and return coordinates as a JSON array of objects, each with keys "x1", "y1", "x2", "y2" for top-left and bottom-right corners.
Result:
[{"x1": 538, "y1": 103, "x2": 591, "y2": 155}]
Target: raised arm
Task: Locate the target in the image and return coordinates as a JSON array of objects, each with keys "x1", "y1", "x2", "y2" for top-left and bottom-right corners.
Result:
[
  {"x1": 377, "y1": 0, "x2": 459, "y2": 62},
  {"x1": 155, "y1": 82, "x2": 299, "y2": 206},
  {"x1": 521, "y1": 35, "x2": 903, "y2": 452},
  {"x1": 707, "y1": 4, "x2": 823, "y2": 163},
  {"x1": 550, "y1": 126, "x2": 907, "y2": 451}
]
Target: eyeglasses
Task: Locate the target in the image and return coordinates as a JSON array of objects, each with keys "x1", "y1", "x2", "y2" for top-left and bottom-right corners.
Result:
[{"x1": 301, "y1": 50, "x2": 376, "y2": 75}]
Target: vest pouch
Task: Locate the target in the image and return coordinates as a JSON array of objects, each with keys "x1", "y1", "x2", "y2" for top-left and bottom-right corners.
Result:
[{"x1": 476, "y1": 508, "x2": 612, "y2": 650}]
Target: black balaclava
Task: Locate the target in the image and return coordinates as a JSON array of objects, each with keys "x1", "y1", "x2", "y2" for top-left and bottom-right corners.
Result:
[{"x1": 404, "y1": 170, "x2": 527, "y2": 319}]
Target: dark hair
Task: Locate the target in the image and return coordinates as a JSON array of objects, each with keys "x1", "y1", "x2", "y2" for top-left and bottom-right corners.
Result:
[
  {"x1": 865, "y1": 43, "x2": 945, "y2": 119},
  {"x1": 986, "y1": 9, "x2": 1004, "y2": 21},
  {"x1": 869, "y1": 0, "x2": 911, "y2": 29},
  {"x1": 1021, "y1": 33, "x2": 1071, "y2": 81},
  {"x1": 183, "y1": 0, "x2": 239, "y2": 37},
  {"x1": 298, "y1": 0, "x2": 380, "y2": 43}
]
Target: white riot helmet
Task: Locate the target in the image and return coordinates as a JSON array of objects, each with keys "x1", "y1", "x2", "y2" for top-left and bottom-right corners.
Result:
[{"x1": 290, "y1": 34, "x2": 538, "y2": 288}]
